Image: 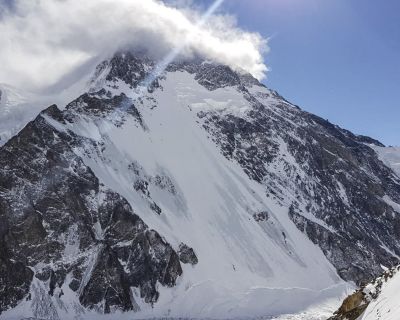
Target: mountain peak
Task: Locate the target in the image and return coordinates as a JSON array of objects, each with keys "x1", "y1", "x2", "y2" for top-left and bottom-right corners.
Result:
[{"x1": 88, "y1": 50, "x2": 264, "y2": 96}]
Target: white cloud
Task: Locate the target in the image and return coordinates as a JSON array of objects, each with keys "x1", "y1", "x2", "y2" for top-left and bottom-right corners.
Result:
[{"x1": 0, "y1": 0, "x2": 268, "y2": 92}]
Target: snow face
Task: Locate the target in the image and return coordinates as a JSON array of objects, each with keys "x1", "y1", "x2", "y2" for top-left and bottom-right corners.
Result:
[
  {"x1": 34, "y1": 69, "x2": 351, "y2": 319},
  {"x1": 371, "y1": 145, "x2": 400, "y2": 178},
  {"x1": 371, "y1": 145, "x2": 400, "y2": 217},
  {"x1": 360, "y1": 268, "x2": 400, "y2": 320}
]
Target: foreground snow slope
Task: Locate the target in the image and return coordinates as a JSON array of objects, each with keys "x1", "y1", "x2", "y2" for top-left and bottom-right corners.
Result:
[{"x1": 360, "y1": 267, "x2": 400, "y2": 320}]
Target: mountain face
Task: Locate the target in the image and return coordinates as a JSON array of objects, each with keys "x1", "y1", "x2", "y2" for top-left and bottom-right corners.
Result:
[{"x1": 0, "y1": 51, "x2": 400, "y2": 319}]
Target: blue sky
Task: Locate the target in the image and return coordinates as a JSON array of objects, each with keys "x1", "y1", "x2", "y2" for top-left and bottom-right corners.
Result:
[{"x1": 195, "y1": 0, "x2": 400, "y2": 146}]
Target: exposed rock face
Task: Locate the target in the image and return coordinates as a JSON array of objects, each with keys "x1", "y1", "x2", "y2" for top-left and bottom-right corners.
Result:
[
  {"x1": 329, "y1": 291, "x2": 368, "y2": 320},
  {"x1": 0, "y1": 105, "x2": 183, "y2": 315},
  {"x1": 0, "y1": 259, "x2": 33, "y2": 312}
]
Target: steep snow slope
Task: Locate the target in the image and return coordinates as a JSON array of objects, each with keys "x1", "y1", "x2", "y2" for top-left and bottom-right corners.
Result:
[{"x1": 360, "y1": 266, "x2": 400, "y2": 320}]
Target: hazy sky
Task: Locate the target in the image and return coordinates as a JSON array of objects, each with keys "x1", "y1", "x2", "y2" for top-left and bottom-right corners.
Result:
[{"x1": 193, "y1": 0, "x2": 400, "y2": 146}]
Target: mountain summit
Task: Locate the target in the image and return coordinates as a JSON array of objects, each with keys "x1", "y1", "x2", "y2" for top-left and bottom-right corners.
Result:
[{"x1": 1, "y1": 51, "x2": 400, "y2": 319}]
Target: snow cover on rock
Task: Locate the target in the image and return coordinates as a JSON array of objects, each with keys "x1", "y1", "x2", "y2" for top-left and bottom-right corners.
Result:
[
  {"x1": 359, "y1": 267, "x2": 400, "y2": 320},
  {"x1": 372, "y1": 146, "x2": 400, "y2": 178},
  {"x1": 370, "y1": 146, "x2": 400, "y2": 218}
]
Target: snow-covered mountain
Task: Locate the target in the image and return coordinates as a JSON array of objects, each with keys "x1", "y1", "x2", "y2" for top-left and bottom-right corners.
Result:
[{"x1": 0, "y1": 51, "x2": 399, "y2": 320}]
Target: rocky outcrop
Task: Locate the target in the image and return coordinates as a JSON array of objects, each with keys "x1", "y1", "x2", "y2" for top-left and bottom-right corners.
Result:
[
  {"x1": 329, "y1": 291, "x2": 368, "y2": 320},
  {"x1": 0, "y1": 259, "x2": 33, "y2": 313},
  {"x1": 330, "y1": 265, "x2": 400, "y2": 320},
  {"x1": 178, "y1": 243, "x2": 198, "y2": 265}
]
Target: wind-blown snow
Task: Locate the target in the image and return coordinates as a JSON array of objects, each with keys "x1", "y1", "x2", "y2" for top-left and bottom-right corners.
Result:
[{"x1": 0, "y1": 69, "x2": 94, "y2": 146}]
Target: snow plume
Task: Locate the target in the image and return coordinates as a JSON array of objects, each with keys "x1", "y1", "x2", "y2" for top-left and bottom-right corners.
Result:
[{"x1": 0, "y1": 0, "x2": 268, "y2": 92}]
